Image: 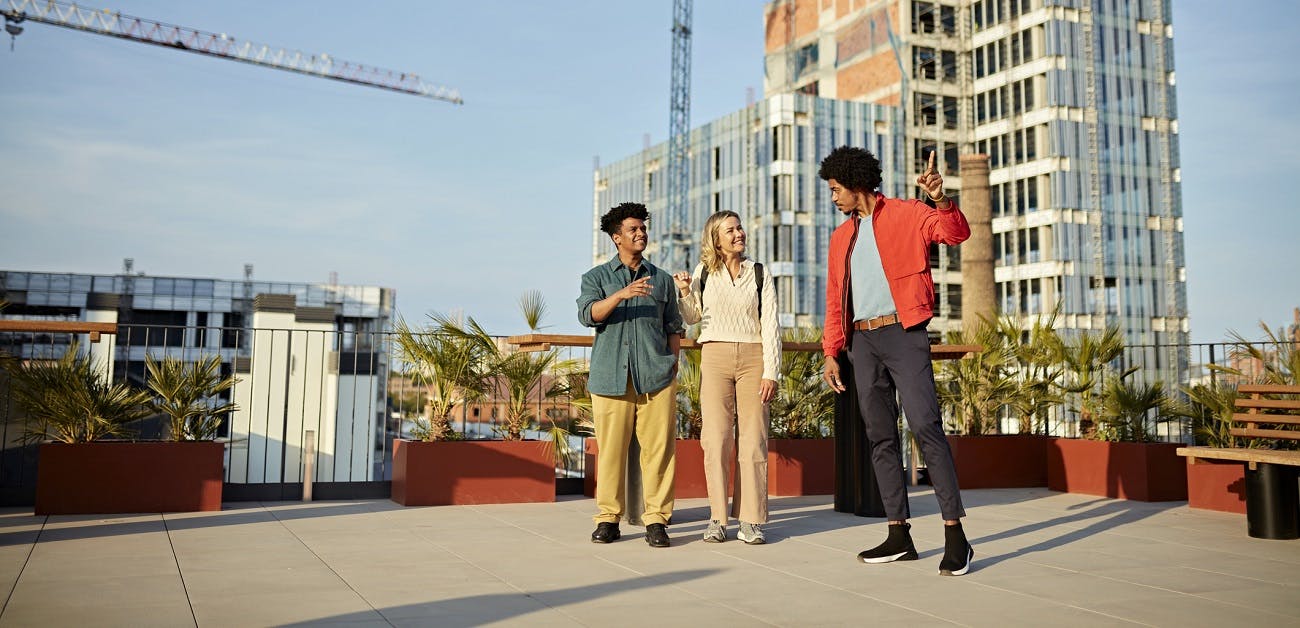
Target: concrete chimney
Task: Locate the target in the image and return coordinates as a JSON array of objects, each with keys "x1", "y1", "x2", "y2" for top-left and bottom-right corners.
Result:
[{"x1": 959, "y1": 154, "x2": 996, "y2": 332}]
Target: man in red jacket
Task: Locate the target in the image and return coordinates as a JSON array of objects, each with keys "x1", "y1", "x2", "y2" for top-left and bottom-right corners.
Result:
[{"x1": 819, "y1": 146, "x2": 974, "y2": 576}]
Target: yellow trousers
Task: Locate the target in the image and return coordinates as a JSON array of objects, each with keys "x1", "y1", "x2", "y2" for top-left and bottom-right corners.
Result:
[{"x1": 592, "y1": 379, "x2": 677, "y2": 526}]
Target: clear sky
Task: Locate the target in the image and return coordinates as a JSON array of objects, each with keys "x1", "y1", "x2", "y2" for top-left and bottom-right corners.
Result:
[{"x1": 1, "y1": 0, "x2": 1295, "y2": 343}]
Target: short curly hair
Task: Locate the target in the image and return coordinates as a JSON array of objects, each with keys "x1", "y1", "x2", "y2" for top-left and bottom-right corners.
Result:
[
  {"x1": 818, "y1": 146, "x2": 882, "y2": 193},
  {"x1": 600, "y1": 202, "x2": 650, "y2": 236}
]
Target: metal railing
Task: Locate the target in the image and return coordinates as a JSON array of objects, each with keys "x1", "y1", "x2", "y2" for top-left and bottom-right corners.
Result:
[{"x1": 2, "y1": 318, "x2": 1295, "y2": 502}]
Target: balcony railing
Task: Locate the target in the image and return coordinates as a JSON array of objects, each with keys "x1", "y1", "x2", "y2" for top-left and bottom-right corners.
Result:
[{"x1": 2, "y1": 319, "x2": 1295, "y2": 505}]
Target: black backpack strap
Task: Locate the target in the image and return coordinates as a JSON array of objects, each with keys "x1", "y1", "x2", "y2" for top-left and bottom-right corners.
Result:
[
  {"x1": 697, "y1": 266, "x2": 708, "y2": 311},
  {"x1": 755, "y1": 262, "x2": 764, "y2": 320}
]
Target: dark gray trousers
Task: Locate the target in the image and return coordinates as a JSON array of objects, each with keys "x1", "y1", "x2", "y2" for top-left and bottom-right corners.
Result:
[{"x1": 847, "y1": 323, "x2": 965, "y2": 521}]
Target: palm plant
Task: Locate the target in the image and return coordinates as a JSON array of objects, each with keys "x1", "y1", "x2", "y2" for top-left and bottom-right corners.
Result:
[
  {"x1": 997, "y1": 313, "x2": 1065, "y2": 434},
  {"x1": 936, "y1": 316, "x2": 1019, "y2": 435},
  {"x1": 675, "y1": 347, "x2": 704, "y2": 439},
  {"x1": 9, "y1": 343, "x2": 152, "y2": 443},
  {"x1": 436, "y1": 291, "x2": 584, "y2": 464},
  {"x1": 1096, "y1": 373, "x2": 1181, "y2": 443},
  {"x1": 1180, "y1": 375, "x2": 1244, "y2": 448},
  {"x1": 769, "y1": 327, "x2": 834, "y2": 439},
  {"x1": 1053, "y1": 325, "x2": 1127, "y2": 438},
  {"x1": 1227, "y1": 321, "x2": 1299, "y2": 386},
  {"x1": 145, "y1": 354, "x2": 238, "y2": 441},
  {"x1": 393, "y1": 315, "x2": 487, "y2": 441}
]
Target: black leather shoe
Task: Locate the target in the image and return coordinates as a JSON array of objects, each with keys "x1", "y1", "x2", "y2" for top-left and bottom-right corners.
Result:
[
  {"x1": 645, "y1": 523, "x2": 670, "y2": 548},
  {"x1": 591, "y1": 522, "x2": 620, "y2": 544}
]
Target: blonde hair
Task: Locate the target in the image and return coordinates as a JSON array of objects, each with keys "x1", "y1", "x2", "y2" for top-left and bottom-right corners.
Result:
[{"x1": 699, "y1": 210, "x2": 743, "y2": 274}]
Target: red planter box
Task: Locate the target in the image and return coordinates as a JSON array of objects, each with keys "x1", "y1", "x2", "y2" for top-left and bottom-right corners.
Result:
[
  {"x1": 1047, "y1": 439, "x2": 1187, "y2": 501},
  {"x1": 947, "y1": 434, "x2": 1053, "y2": 489},
  {"x1": 768, "y1": 438, "x2": 835, "y2": 496},
  {"x1": 1186, "y1": 459, "x2": 1247, "y2": 514},
  {"x1": 36, "y1": 441, "x2": 224, "y2": 515},
  {"x1": 582, "y1": 438, "x2": 712, "y2": 499},
  {"x1": 391, "y1": 439, "x2": 555, "y2": 506}
]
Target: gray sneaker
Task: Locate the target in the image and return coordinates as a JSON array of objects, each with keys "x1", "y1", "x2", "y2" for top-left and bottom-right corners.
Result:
[
  {"x1": 738, "y1": 522, "x2": 766, "y2": 545},
  {"x1": 703, "y1": 520, "x2": 727, "y2": 543}
]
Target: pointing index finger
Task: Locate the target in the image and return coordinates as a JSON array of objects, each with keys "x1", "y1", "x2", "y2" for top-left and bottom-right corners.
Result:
[{"x1": 928, "y1": 151, "x2": 936, "y2": 174}]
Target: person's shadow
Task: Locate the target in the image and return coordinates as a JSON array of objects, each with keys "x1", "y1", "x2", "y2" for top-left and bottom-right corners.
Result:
[
  {"x1": 280, "y1": 568, "x2": 720, "y2": 627},
  {"x1": 917, "y1": 495, "x2": 1174, "y2": 571}
]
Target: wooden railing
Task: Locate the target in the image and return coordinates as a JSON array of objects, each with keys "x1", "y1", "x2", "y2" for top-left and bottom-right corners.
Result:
[
  {"x1": 0, "y1": 320, "x2": 118, "y2": 343},
  {"x1": 506, "y1": 333, "x2": 979, "y2": 360}
]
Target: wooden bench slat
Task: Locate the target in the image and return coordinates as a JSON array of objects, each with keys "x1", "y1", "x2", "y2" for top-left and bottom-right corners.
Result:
[
  {"x1": 1238, "y1": 384, "x2": 1300, "y2": 395},
  {"x1": 1229, "y1": 427, "x2": 1300, "y2": 441},
  {"x1": 1235, "y1": 398, "x2": 1300, "y2": 411},
  {"x1": 1178, "y1": 447, "x2": 1300, "y2": 466},
  {"x1": 1231, "y1": 413, "x2": 1300, "y2": 426}
]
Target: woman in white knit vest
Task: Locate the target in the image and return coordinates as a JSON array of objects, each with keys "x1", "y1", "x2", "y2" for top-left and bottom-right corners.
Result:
[{"x1": 673, "y1": 211, "x2": 781, "y2": 544}]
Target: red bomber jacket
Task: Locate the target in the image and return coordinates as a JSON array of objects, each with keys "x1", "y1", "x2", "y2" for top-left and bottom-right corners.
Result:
[{"x1": 822, "y1": 193, "x2": 971, "y2": 358}]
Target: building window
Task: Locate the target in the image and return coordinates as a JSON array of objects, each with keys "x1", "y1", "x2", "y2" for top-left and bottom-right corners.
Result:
[
  {"x1": 913, "y1": 46, "x2": 937, "y2": 80},
  {"x1": 793, "y1": 43, "x2": 818, "y2": 79},
  {"x1": 942, "y1": 96, "x2": 958, "y2": 129},
  {"x1": 914, "y1": 92, "x2": 938, "y2": 126},
  {"x1": 912, "y1": 1, "x2": 936, "y2": 34}
]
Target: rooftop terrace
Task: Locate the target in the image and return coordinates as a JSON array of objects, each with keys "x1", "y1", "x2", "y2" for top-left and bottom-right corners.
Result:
[{"x1": 2, "y1": 488, "x2": 1297, "y2": 626}]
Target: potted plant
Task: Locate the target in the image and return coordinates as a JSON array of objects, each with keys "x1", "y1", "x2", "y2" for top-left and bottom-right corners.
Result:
[
  {"x1": 1048, "y1": 355, "x2": 1188, "y2": 502},
  {"x1": 937, "y1": 315, "x2": 1055, "y2": 489},
  {"x1": 9, "y1": 343, "x2": 211, "y2": 514},
  {"x1": 1180, "y1": 378, "x2": 1247, "y2": 513},
  {"x1": 767, "y1": 327, "x2": 836, "y2": 496},
  {"x1": 391, "y1": 292, "x2": 575, "y2": 506}
]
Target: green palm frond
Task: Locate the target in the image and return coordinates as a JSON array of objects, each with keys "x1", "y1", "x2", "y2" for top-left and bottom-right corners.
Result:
[
  {"x1": 518, "y1": 290, "x2": 549, "y2": 333},
  {"x1": 676, "y1": 347, "x2": 704, "y2": 438},
  {"x1": 10, "y1": 343, "x2": 151, "y2": 443},
  {"x1": 394, "y1": 315, "x2": 488, "y2": 441},
  {"x1": 770, "y1": 327, "x2": 834, "y2": 439},
  {"x1": 145, "y1": 354, "x2": 238, "y2": 441},
  {"x1": 1096, "y1": 374, "x2": 1180, "y2": 443}
]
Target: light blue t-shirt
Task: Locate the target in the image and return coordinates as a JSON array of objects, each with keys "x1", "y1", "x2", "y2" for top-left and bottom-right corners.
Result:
[{"x1": 850, "y1": 216, "x2": 896, "y2": 322}]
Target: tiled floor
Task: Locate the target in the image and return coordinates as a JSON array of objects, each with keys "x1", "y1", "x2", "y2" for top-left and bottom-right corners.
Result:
[{"x1": 0, "y1": 488, "x2": 1296, "y2": 627}]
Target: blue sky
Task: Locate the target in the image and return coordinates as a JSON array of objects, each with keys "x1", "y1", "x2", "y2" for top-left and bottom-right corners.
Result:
[{"x1": 0, "y1": 1, "x2": 1295, "y2": 343}]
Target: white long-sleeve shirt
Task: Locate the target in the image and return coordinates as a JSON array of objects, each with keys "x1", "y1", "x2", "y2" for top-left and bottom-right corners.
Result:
[{"x1": 677, "y1": 259, "x2": 781, "y2": 381}]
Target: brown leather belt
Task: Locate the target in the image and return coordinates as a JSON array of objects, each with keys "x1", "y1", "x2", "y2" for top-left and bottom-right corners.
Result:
[{"x1": 853, "y1": 313, "x2": 899, "y2": 331}]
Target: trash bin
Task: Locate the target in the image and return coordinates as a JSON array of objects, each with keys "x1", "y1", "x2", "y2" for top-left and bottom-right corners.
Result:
[
  {"x1": 1245, "y1": 463, "x2": 1299, "y2": 540},
  {"x1": 833, "y1": 355, "x2": 885, "y2": 517}
]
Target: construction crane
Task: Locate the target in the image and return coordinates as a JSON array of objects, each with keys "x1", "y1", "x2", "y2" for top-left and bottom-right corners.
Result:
[
  {"x1": 1, "y1": 0, "x2": 462, "y2": 105},
  {"x1": 664, "y1": 0, "x2": 692, "y2": 272}
]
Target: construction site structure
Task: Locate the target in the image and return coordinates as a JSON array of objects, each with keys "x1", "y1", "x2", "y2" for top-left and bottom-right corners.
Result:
[{"x1": 758, "y1": 0, "x2": 1187, "y2": 386}]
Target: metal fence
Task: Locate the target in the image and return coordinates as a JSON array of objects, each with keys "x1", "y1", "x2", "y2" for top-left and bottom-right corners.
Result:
[{"x1": 1, "y1": 319, "x2": 1295, "y2": 504}]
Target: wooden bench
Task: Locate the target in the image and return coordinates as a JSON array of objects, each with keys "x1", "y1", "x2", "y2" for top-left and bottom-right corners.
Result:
[{"x1": 1177, "y1": 384, "x2": 1300, "y2": 538}]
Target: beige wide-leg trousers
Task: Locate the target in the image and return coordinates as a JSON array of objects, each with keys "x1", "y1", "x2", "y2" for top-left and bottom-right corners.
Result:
[
  {"x1": 700, "y1": 342, "x2": 769, "y2": 524},
  {"x1": 592, "y1": 378, "x2": 677, "y2": 526}
]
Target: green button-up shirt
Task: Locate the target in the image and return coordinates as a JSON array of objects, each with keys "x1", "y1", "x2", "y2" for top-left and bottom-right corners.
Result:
[{"x1": 577, "y1": 256, "x2": 685, "y2": 397}]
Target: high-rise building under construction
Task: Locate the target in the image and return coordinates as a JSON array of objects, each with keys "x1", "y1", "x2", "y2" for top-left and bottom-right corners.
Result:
[
  {"x1": 761, "y1": 0, "x2": 1187, "y2": 377},
  {"x1": 595, "y1": 0, "x2": 1185, "y2": 383}
]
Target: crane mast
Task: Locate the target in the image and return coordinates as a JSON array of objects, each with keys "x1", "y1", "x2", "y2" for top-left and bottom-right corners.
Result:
[
  {"x1": 1, "y1": 0, "x2": 462, "y2": 105},
  {"x1": 665, "y1": 0, "x2": 692, "y2": 272}
]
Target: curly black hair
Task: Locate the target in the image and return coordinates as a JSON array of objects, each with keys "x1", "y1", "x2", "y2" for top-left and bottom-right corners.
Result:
[
  {"x1": 818, "y1": 146, "x2": 882, "y2": 193},
  {"x1": 599, "y1": 202, "x2": 650, "y2": 236}
]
